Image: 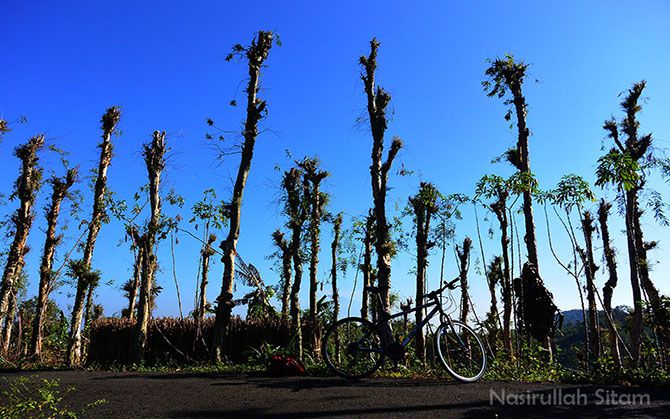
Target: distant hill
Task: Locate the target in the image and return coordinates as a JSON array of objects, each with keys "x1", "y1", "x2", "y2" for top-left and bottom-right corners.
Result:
[{"x1": 559, "y1": 306, "x2": 630, "y2": 326}]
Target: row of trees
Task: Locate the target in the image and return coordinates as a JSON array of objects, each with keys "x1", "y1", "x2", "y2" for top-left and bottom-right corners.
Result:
[{"x1": 0, "y1": 32, "x2": 668, "y2": 373}]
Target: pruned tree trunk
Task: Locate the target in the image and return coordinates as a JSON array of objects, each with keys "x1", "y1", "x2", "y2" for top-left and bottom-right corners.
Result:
[
  {"x1": 299, "y1": 158, "x2": 328, "y2": 354},
  {"x1": 198, "y1": 234, "x2": 217, "y2": 323},
  {"x1": 131, "y1": 130, "x2": 166, "y2": 363},
  {"x1": 67, "y1": 106, "x2": 120, "y2": 367},
  {"x1": 0, "y1": 135, "x2": 45, "y2": 352},
  {"x1": 361, "y1": 211, "x2": 374, "y2": 320},
  {"x1": 491, "y1": 196, "x2": 513, "y2": 356},
  {"x1": 126, "y1": 240, "x2": 143, "y2": 322},
  {"x1": 457, "y1": 237, "x2": 472, "y2": 324},
  {"x1": 30, "y1": 168, "x2": 78, "y2": 359},
  {"x1": 598, "y1": 82, "x2": 664, "y2": 362},
  {"x1": 330, "y1": 214, "x2": 342, "y2": 324},
  {"x1": 409, "y1": 183, "x2": 438, "y2": 362},
  {"x1": 598, "y1": 200, "x2": 621, "y2": 366},
  {"x1": 1, "y1": 289, "x2": 17, "y2": 354},
  {"x1": 578, "y1": 211, "x2": 601, "y2": 362},
  {"x1": 272, "y1": 230, "x2": 292, "y2": 319},
  {"x1": 360, "y1": 38, "x2": 402, "y2": 310},
  {"x1": 284, "y1": 167, "x2": 307, "y2": 358},
  {"x1": 212, "y1": 31, "x2": 274, "y2": 363}
]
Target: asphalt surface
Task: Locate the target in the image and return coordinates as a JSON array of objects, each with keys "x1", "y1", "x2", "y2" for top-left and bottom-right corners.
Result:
[{"x1": 1, "y1": 371, "x2": 669, "y2": 418}]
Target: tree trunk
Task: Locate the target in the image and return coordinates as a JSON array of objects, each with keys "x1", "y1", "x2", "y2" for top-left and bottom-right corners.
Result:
[
  {"x1": 360, "y1": 39, "x2": 402, "y2": 310},
  {"x1": 413, "y1": 203, "x2": 427, "y2": 362},
  {"x1": 492, "y1": 198, "x2": 513, "y2": 356},
  {"x1": 301, "y1": 159, "x2": 328, "y2": 355},
  {"x1": 272, "y1": 230, "x2": 292, "y2": 319},
  {"x1": 1, "y1": 290, "x2": 17, "y2": 354},
  {"x1": 331, "y1": 214, "x2": 342, "y2": 324},
  {"x1": 361, "y1": 211, "x2": 374, "y2": 320},
  {"x1": 0, "y1": 135, "x2": 45, "y2": 349},
  {"x1": 126, "y1": 243, "x2": 143, "y2": 321},
  {"x1": 67, "y1": 107, "x2": 120, "y2": 367},
  {"x1": 457, "y1": 238, "x2": 472, "y2": 324},
  {"x1": 30, "y1": 168, "x2": 77, "y2": 359},
  {"x1": 212, "y1": 31, "x2": 274, "y2": 363},
  {"x1": 131, "y1": 130, "x2": 166, "y2": 363},
  {"x1": 579, "y1": 211, "x2": 601, "y2": 362},
  {"x1": 198, "y1": 234, "x2": 216, "y2": 323},
  {"x1": 510, "y1": 86, "x2": 540, "y2": 272},
  {"x1": 289, "y1": 225, "x2": 303, "y2": 359},
  {"x1": 624, "y1": 189, "x2": 644, "y2": 362},
  {"x1": 598, "y1": 200, "x2": 621, "y2": 367}
]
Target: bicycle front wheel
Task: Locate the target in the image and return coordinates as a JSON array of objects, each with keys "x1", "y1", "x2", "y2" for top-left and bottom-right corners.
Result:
[
  {"x1": 435, "y1": 320, "x2": 487, "y2": 382},
  {"x1": 322, "y1": 317, "x2": 385, "y2": 379}
]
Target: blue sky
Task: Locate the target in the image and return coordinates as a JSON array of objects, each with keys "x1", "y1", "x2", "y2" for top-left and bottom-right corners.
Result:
[{"x1": 1, "y1": 1, "x2": 669, "y2": 320}]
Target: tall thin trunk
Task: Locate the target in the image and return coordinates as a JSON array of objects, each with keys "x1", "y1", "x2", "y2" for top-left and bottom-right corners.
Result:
[
  {"x1": 361, "y1": 211, "x2": 374, "y2": 320},
  {"x1": 578, "y1": 210, "x2": 601, "y2": 362},
  {"x1": 284, "y1": 168, "x2": 307, "y2": 358},
  {"x1": 492, "y1": 198, "x2": 513, "y2": 356},
  {"x1": 198, "y1": 234, "x2": 216, "y2": 323},
  {"x1": 1, "y1": 290, "x2": 17, "y2": 353},
  {"x1": 212, "y1": 31, "x2": 274, "y2": 362},
  {"x1": 272, "y1": 230, "x2": 292, "y2": 319},
  {"x1": 300, "y1": 158, "x2": 328, "y2": 354},
  {"x1": 331, "y1": 214, "x2": 342, "y2": 324},
  {"x1": 360, "y1": 39, "x2": 402, "y2": 310},
  {"x1": 413, "y1": 203, "x2": 427, "y2": 361},
  {"x1": 0, "y1": 135, "x2": 45, "y2": 346},
  {"x1": 131, "y1": 130, "x2": 166, "y2": 363},
  {"x1": 598, "y1": 200, "x2": 621, "y2": 366},
  {"x1": 409, "y1": 183, "x2": 438, "y2": 362},
  {"x1": 126, "y1": 242, "x2": 143, "y2": 322},
  {"x1": 510, "y1": 85, "x2": 540, "y2": 272},
  {"x1": 457, "y1": 238, "x2": 472, "y2": 324},
  {"x1": 30, "y1": 168, "x2": 77, "y2": 359},
  {"x1": 67, "y1": 107, "x2": 120, "y2": 367}
]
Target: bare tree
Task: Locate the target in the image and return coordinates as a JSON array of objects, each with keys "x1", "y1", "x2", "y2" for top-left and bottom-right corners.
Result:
[
  {"x1": 30, "y1": 167, "x2": 78, "y2": 359},
  {"x1": 211, "y1": 31, "x2": 275, "y2": 362},
  {"x1": 360, "y1": 38, "x2": 402, "y2": 310},
  {"x1": 131, "y1": 131, "x2": 167, "y2": 363},
  {"x1": 67, "y1": 106, "x2": 120, "y2": 366},
  {"x1": 0, "y1": 135, "x2": 45, "y2": 352}
]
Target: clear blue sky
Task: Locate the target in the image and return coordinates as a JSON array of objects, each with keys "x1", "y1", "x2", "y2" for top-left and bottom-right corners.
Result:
[{"x1": 1, "y1": 1, "x2": 669, "y2": 320}]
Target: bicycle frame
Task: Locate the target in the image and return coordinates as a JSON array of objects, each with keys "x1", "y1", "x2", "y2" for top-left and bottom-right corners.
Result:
[{"x1": 370, "y1": 292, "x2": 459, "y2": 349}]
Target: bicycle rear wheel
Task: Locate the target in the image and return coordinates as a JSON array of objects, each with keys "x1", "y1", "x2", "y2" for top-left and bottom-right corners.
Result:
[
  {"x1": 322, "y1": 317, "x2": 384, "y2": 379},
  {"x1": 435, "y1": 320, "x2": 487, "y2": 382}
]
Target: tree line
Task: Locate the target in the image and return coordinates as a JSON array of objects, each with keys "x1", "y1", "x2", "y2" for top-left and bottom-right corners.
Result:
[{"x1": 0, "y1": 32, "x2": 668, "y2": 375}]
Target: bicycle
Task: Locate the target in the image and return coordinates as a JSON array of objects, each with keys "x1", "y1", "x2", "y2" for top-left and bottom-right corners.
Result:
[{"x1": 322, "y1": 277, "x2": 487, "y2": 382}]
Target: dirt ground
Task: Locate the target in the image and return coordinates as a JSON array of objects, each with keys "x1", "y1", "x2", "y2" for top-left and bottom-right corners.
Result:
[{"x1": 1, "y1": 370, "x2": 669, "y2": 418}]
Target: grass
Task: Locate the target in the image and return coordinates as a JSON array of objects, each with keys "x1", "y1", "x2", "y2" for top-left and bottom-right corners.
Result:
[{"x1": 0, "y1": 375, "x2": 106, "y2": 419}]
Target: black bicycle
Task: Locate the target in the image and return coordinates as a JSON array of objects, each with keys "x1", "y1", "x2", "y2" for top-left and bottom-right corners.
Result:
[{"x1": 322, "y1": 277, "x2": 487, "y2": 382}]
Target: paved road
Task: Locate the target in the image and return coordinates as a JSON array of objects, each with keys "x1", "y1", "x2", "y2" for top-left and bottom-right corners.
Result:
[{"x1": 1, "y1": 371, "x2": 668, "y2": 418}]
